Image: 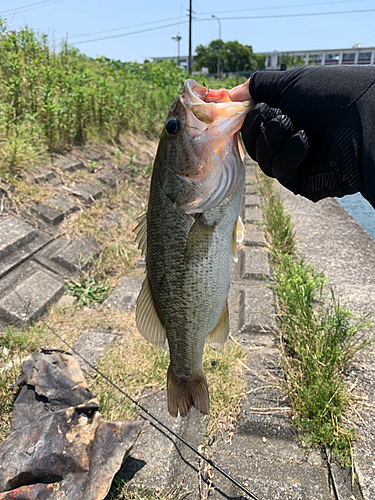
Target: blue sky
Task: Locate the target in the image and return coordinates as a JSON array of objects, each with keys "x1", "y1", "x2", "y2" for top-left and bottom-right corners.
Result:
[{"x1": 1, "y1": 0, "x2": 374, "y2": 62}]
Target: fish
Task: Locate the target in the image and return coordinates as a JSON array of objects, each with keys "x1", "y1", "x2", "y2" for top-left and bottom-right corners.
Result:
[{"x1": 134, "y1": 79, "x2": 252, "y2": 417}]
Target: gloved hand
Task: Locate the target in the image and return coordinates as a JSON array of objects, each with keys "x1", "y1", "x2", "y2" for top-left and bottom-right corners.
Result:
[{"x1": 229, "y1": 66, "x2": 375, "y2": 207}]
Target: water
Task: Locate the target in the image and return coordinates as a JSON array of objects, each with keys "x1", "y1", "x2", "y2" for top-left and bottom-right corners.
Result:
[{"x1": 337, "y1": 193, "x2": 375, "y2": 240}]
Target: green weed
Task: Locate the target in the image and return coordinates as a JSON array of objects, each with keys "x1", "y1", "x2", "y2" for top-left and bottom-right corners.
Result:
[
  {"x1": 257, "y1": 170, "x2": 373, "y2": 465},
  {"x1": 66, "y1": 272, "x2": 111, "y2": 306}
]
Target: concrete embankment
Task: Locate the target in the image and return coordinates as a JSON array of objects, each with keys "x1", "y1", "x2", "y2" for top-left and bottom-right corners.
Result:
[{"x1": 280, "y1": 185, "x2": 375, "y2": 500}]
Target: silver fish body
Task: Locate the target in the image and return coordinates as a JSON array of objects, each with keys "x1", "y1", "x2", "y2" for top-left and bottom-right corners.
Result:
[{"x1": 134, "y1": 80, "x2": 251, "y2": 417}]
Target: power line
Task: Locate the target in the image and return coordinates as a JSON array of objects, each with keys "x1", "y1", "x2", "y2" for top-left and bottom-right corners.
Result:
[
  {"x1": 0, "y1": 0, "x2": 62, "y2": 15},
  {"x1": 217, "y1": 7, "x2": 375, "y2": 21},
  {"x1": 197, "y1": 0, "x2": 372, "y2": 15},
  {"x1": 73, "y1": 20, "x2": 189, "y2": 45},
  {"x1": 69, "y1": 16, "x2": 187, "y2": 40}
]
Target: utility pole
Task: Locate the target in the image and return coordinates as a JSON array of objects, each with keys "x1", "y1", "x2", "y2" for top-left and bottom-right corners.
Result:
[
  {"x1": 211, "y1": 15, "x2": 221, "y2": 79},
  {"x1": 188, "y1": 0, "x2": 192, "y2": 74}
]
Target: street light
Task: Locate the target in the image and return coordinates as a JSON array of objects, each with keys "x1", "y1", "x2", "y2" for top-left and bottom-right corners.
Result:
[
  {"x1": 171, "y1": 33, "x2": 182, "y2": 67},
  {"x1": 211, "y1": 14, "x2": 221, "y2": 78}
]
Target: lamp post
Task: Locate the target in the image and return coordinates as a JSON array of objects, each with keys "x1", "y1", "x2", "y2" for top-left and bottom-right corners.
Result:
[
  {"x1": 171, "y1": 33, "x2": 182, "y2": 67},
  {"x1": 211, "y1": 14, "x2": 221, "y2": 78}
]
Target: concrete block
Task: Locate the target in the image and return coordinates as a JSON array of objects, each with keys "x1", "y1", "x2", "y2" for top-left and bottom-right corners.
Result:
[
  {"x1": 46, "y1": 195, "x2": 78, "y2": 215},
  {"x1": 81, "y1": 149, "x2": 103, "y2": 163},
  {"x1": 244, "y1": 227, "x2": 265, "y2": 247},
  {"x1": 71, "y1": 182, "x2": 103, "y2": 203},
  {"x1": 55, "y1": 156, "x2": 85, "y2": 172},
  {"x1": 32, "y1": 167, "x2": 55, "y2": 183},
  {"x1": 243, "y1": 206, "x2": 262, "y2": 224},
  {"x1": 0, "y1": 219, "x2": 52, "y2": 280},
  {"x1": 104, "y1": 277, "x2": 142, "y2": 312},
  {"x1": 73, "y1": 330, "x2": 117, "y2": 375},
  {"x1": 32, "y1": 236, "x2": 72, "y2": 279},
  {"x1": 240, "y1": 281, "x2": 276, "y2": 334},
  {"x1": 97, "y1": 170, "x2": 120, "y2": 188},
  {"x1": 52, "y1": 235, "x2": 101, "y2": 273},
  {"x1": 244, "y1": 184, "x2": 257, "y2": 195},
  {"x1": 0, "y1": 218, "x2": 37, "y2": 259},
  {"x1": 0, "y1": 269, "x2": 64, "y2": 325},
  {"x1": 243, "y1": 193, "x2": 260, "y2": 207},
  {"x1": 240, "y1": 246, "x2": 270, "y2": 280},
  {"x1": 31, "y1": 204, "x2": 64, "y2": 225}
]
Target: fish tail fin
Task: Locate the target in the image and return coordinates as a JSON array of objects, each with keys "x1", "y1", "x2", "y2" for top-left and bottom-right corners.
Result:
[{"x1": 167, "y1": 366, "x2": 209, "y2": 418}]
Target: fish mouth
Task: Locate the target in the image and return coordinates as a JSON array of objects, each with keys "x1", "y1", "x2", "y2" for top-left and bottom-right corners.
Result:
[{"x1": 173, "y1": 79, "x2": 252, "y2": 214}]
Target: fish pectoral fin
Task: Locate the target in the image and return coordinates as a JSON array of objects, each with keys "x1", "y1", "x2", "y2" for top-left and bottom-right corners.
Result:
[
  {"x1": 231, "y1": 216, "x2": 244, "y2": 263},
  {"x1": 184, "y1": 214, "x2": 216, "y2": 261},
  {"x1": 135, "y1": 275, "x2": 166, "y2": 347},
  {"x1": 133, "y1": 212, "x2": 147, "y2": 257},
  {"x1": 208, "y1": 300, "x2": 230, "y2": 348}
]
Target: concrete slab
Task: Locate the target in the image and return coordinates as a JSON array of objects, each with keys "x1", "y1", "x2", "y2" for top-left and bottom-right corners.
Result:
[
  {"x1": 244, "y1": 226, "x2": 266, "y2": 247},
  {"x1": 73, "y1": 330, "x2": 117, "y2": 376},
  {"x1": 240, "y1": 245, "x2": 270, "y2": 280},
  {"x1": 52, "y1": 235, "x2": 101, "y2": 273},
  {"x1": 70, "y1": 181, "x2": 104, "y2": 203},
  {"x1": 97, "y1": 170, "x2": 121, "y2": 188},
  {"x1": 55, "y1": 156, "x2": 85, "y2": 172},
  {"x1": 0, "y1": 269, "x2": 64, "y2": 325},
  {"x1": 31, "y1": 203, "x2": 65, "y2": 225},
  {"x1": 46, "y1": 195, "x2": 78, "y2": 216},
  {"x1": 100, "y1": 212, "x2": 123, "y2": 231},
  {"x1": 241, "y1": 282, "x2": 276, "y2": 334},
  {"x1": 244, "y1": 193, "x2": 261, "y2": 207},
  {"x1": 104, "y1": 277, "x2": 142, "y2": 312},
  {"x1": 32, "y1": 167, "x2": 56, "y2": 184},
  {"x1": 244, "y1": 206, "x2": 263, "y2": 224},
  {"x1": 0, "y1": 218, "x2": 37, "y2": 259}
]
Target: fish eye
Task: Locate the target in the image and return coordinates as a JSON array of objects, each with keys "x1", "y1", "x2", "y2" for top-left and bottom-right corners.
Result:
[{"x1": 166, "y1": 118, "x2": 180, "y2": 136}]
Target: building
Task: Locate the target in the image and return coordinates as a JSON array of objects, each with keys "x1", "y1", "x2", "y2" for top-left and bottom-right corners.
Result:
[
  {"x1": 258, "y1": 45, "x2": 375, "y2": 70},
  {"x1": 151, "y1": 55, "x2": 189, "y2": 70}
]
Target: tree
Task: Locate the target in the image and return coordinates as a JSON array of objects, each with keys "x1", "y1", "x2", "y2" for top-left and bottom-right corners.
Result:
[{"x1": 193, "y1": 40, "x2": 265, "y2": 73}]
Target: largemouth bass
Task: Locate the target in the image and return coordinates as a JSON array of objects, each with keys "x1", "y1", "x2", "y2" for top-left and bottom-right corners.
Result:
[{"x1": 134, "y1": 79, "x2": 252, "y2": 417}]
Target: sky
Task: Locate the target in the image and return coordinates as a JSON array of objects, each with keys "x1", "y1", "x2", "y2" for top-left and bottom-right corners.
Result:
[{"x1": 1, "y1": 0, "x2": 374, "y2": 62}]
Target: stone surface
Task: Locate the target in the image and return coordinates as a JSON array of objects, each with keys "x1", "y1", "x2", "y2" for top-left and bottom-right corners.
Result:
[
  {"x1": 31, "y1": 203, "x2": 64, "y2": 225},
  {"x1": 52, "y1": 235, "x2": 101, "y2": 273},
  {"x1": 73, "y1": 330, "x2": 117, "y2": 375},
  {"x1": 105, "y1": 277, "x2": 142, "y2": 312},
  {"x1": 70, "y1": 181, "x2": 104, "y2": 202},
  {"x1": 46, "y1": 195, "x2": 78, "y2": 215},
  {"x1": 100, "y1": 212, "x2": 123, "y2": 231},
  {"x1": 244, "y1": 226, "x2": 265, "y2": 247},
  {"x1": 244, "y1": 193, "x2": 261, "y2": 207},
  {"x1": 0, "y1": 218, "x2": 36, "y2": 259},
  {"x1": 243, "y1": 206, "x2": 263, "y2": 224},
  {"x1": 0, "y1": 219, "x2": 52, "y2": 280},
  {"x1": 240, "y1": 245, "x2": 270, "y2": 279},
  {"x1": 32, "y1": 167, "x2": 55, "y2": 183},
  {"x1": 55, "y1": 156, "x2": 85, "y2": 172},
  {"x1": 0, "y1": 269, "x2": 64, "y2": 324},
  {"x1": 97, "y1": 170, "x2": 120, "y2": 188}
]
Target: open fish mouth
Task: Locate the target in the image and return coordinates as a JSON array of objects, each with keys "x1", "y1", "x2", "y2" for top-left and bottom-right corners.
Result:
[{"x1": 175, "y1": 79, "x2": 253, "y2": 214}]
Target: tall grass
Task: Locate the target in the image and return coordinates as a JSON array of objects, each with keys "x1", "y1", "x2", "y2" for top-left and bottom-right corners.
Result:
[
  {"x1": 0, "y1": 19, "x2": 186, "y2": 174},
  {"x1": 257, "y1": 171, "x2": 373, "y2": 465}
]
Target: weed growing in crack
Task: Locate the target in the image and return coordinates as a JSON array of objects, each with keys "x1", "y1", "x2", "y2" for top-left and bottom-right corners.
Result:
[{"x1": 257, "y1": 169, "x2": 373, "y2": 465}]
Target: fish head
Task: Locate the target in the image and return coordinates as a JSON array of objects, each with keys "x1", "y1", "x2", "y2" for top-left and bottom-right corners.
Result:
[{"x1": 159, "y1": 79, "x2": 253, "y2": 214}]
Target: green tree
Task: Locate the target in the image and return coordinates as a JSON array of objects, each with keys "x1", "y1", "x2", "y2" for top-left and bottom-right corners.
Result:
[{"x1": 193, "y1": 39, "x2": 265, "y2": 73}]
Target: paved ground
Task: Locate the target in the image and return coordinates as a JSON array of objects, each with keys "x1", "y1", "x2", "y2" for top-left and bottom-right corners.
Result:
[{"x1": 1, "y1": 150, "x2": 372, "y2": 499}]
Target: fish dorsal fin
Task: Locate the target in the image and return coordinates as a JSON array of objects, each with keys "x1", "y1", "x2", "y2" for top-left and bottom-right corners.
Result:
[
  {"x1": 133, "y1": 212, "x2": 147, "y2": 257},
  {"x1": 135, "y1": 275, "x2": 166, "y2": 347},
  {"x1": 231, "y1": 216, "x2": 244, "y2": 263},
  {"x1": 208, "y1": 300, "x2": 229, "y2": 348},
  {"x1": 184, "y1": 214, "x2": 216, "y2": 261}
]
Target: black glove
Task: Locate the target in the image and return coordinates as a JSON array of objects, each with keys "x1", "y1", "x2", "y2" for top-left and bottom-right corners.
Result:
[{"x1": 241, "y1": 66, "x2": 375, "y2": 207}]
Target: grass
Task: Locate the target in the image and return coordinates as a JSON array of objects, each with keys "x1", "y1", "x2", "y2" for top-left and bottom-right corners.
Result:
[{"x1": 257, "y1": 170, "x2": 373, "y2": 466}]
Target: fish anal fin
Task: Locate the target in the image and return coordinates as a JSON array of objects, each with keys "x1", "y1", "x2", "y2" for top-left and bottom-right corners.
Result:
[
  {"x1": 133, "y1": 212, "x2": 147, "y2": 257},
  {"x1": 167, "y1": 366, "x2": 209, "y2": 418},
  {"x1": 184, "y1": 214, "x2": 216, "y2": 261},
  {"x1": 135, "y1": 275, "x2": 166, "y2": 347},
  {"x1": 208, "y1": 300, "x2": 229, "y2": 348}
]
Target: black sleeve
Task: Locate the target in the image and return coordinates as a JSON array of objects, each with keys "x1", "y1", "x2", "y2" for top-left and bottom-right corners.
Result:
[{"x1": 243, "y1": 66, "x2": 375, "y2": 207}]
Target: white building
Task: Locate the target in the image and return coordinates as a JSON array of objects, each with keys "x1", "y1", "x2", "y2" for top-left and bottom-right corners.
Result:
[{"x1": 258, "y1": 45, "x2": 375, "y2": 70}]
